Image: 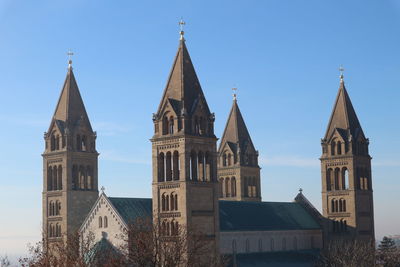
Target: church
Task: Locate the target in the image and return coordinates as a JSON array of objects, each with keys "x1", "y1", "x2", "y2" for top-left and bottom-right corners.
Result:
[{"x1": 42, "y1": 26, "x2": 375, "y2": 265}]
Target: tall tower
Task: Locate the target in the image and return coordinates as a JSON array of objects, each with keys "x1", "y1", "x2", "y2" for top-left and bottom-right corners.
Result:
[
  {"x1": 42, "y1": 60, "x2": 98, "y2": 242},
  {"x1": 320, "y1": 72, "x2": 374, "y2": 242},
  {"x1": 217, "y1": 93, "x2": 261, "y2": 201},
  {"x1": 151, "y1": 27, "x2": 219, "y2": 257}
]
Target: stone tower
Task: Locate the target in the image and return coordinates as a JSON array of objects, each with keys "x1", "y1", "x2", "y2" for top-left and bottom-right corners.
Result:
[
  {"x1": 42, "y1": 61, "x2": 98, "y2": 242},
  {"x1": 320, "y1": 74, "x2": 374, "y2": 242},
  {"x1": 217, "y1": 94, "x2": 261, "y2": 201},
  {"x1": 151, "y1": 30, "x2": 219, "y2": 257}
]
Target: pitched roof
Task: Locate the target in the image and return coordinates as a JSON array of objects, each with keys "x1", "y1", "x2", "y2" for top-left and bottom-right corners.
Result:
[
  {"x1": 324, "y1": 80, "x2": 364, "y2": 140},
  {"x1": 218, "y1": 99, "x2": 255, "y2": 154},
  {"x1": 108, "y1": 197, "x2": 152, "y2": 223},
  {"x1": 103, "y1": 197, "x2": 320, "y2": 232},
  {"x1": 49, "y1": 67, "x2": 92, "y2": 132},
  {"x1": 219, "y1": 201, "x2": 321, "y2": 232},
  {"x1": 156, "y1": 38, "x2": 210, "y2": 116}
]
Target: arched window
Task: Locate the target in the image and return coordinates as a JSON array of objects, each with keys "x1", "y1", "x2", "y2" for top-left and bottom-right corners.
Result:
[
  {"x1": 331, "y1": 199, "x2": 335, "y2": 213},
  {"x1": 222, "y1": 153, "x2": 227, "y2": 167},
  {"x1": 49, "y1": 201, "x2": 53, "y2": 216},
  {"x1": 99, "y1": 216, "x2": 103, "y2": 228},
  {"x1": 52, "y1": 166, "x2": 58, "y2": 191},
  {"x1": 57, "y1": 201, "x2": 61, "y2": 215},
  {"x1": 219, "y1": 178, "x2": 224, "y2": 197},
  {"x1": 194, "y1": 116, "x2": 199, "y2": 134},
  {"x1": 334, "y1": 168, "x2": 340, "y2": 190},
  {"x1": 190, "y1": 151, "x2": 198, "y2": 181},
  {"x1": 48, "y1": 167, "x2": 53, "y2": 191},
  {"x1": 339, "y1": 199, "x2": 343, "y2": 212},
  {"x1": 76, "y1": 135, "x2": 81, "y2": 151},
  {"x1": 331, "y1": 140, "x2": 336, "y2": 155},
  {"x1": 231, "y1": 177, "x2": 236, "y2": 197},
  {"x1": 56, "y1": 223, "x2": 61, "y2": 237},
  {"x1": 205, "y1": 152, "x2": 212, "y2": 181},
  {"x1": 173, "y1": 151, "x2": 180, "y2": 180},
  {"x1": 342, "y1": 168, "x2": 348, "y2": 190},
  {"x1": 87, "y1": 166, "x2": 92, "y2": 190},
  {"x1": 225, "y1": 178, "x2": 230, "y2": 197},
  {"x1": 49, "y1": 223, "x2": 53, "y2": 237},
  {"x1": 82, "y1": 135, "x2": 87, "y2": 151},
  {"x1": 162, "y1": 193, "x2": 166, "y2": 211},
  {"x1": 228, "y1": 154, "x2": 231, "y2": 166},
  {"x1": 198, "y1": 151, "x2": 205, "y2": 181},
  {"x1": 326, "y1": 168, "x2": 333, "y2": 191},
  {"x1": 337, "y1": 141, "x2": 342, "y2": 155},
  {"x1": 104, "y1": 216, "x2": 108, "y2": 228},
  {"x1": 166, "y1": 195, "x2": 169, "y2": 211},
  {"x1": 335, "y1": 200, "x2": 339, "y2": 212},
  {"x1": 57, "y1": 165, "x2": 62, "y2": 190},
  {"x1": 342, "y1": 199, "x2": 346, "y2": 212},
  {"x1": 79, "y1": 166, "x2": 86, "y2": 189},
  {"x1": 169, "y1": 116, "x2": 174, "y2": 134},
  {"x1": 166, "y1": 152, "x2": 172, "y2": 181},
  {"x1": 163, "y1": 116, "x2": 169, "y2": 135},
  {"x1": 56, "y1": 135, "x2": 60, "y2": 150},
  {"x1": 51, "y1": 134, "x2": 56, "y2": 151},
  {"x1": 158, "y1": 153, "x2": 165, "y2": 182}
]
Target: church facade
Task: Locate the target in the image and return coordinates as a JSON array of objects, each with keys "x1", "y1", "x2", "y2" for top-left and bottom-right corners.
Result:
[{"x1": 42, "y1": 28, "x2": 374, "y2": 264}]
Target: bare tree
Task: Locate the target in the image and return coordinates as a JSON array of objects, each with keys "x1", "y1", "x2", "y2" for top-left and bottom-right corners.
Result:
[
  {"x1": 118, "y1": 217, "x2": 229, "y2": 267},
  {"x1": 18, "y1": 231, "x2": 121, "y2": 267},
  {"x1": 315, "y1": 239, "x2": 376, "y2": 267},
  {"x1": 377, "y1": 236, "x2": 400, "y2": 267}
]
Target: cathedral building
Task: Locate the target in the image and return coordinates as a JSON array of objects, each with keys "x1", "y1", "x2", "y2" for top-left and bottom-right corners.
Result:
[
  {"x1": 42, "y1": 60, "x2": 98, "y2": 242},
  {"x1": 217, "y1": 94, "x2": 261, "y2": 202},
  {"x1": 42, "y1": 26, "x2": 374, "y2": 265},
  {"x1": 320, "y1": 73, "x2": 375, "y2": 242}
]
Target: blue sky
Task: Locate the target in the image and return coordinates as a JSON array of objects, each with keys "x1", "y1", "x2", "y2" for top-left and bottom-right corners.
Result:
[{"x1": 1, "y1": 0, "x2": 400, "y2": 257}]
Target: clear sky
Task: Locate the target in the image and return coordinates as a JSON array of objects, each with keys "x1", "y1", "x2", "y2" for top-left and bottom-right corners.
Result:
[{"x1": 1, "y1": 0, "x2": 399, "y2": 258}]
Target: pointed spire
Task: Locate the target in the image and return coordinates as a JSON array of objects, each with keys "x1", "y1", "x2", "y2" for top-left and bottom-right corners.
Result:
[
  {"x1": 219, "y1": 95, "x2": 255, "y2": 154},
  {"x1": 156, "y1": 22, "x2": 210, "y2": 116},
  {"x1": 49, "y1": 62, "x2": 93, "y2": 132},
  {"x1": 324, "y1": 70, "x2": 364, "y2": 140}
]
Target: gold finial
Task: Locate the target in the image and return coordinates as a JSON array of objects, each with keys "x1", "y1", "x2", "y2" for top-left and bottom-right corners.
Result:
[
  {"x1": 232, "y1": 87, "x2": 238, "y2": 101},
  {"x1": 339, "y1": 65, "x2": 344, "y2": 82},
  {"x1": 67, "y1": 50, "x2": 74, "y2": 69},
  {"x1": 179, "y1": 18, "x2": 186, "y2": 40}
]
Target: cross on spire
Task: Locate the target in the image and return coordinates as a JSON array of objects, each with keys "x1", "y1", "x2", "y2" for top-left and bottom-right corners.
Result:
[
  {"x1": 67, "y1": 50, "x2": 74, "y2": 69},
  {"x1": 299, "y1": 188, "x2": 303, "y2": 194},
  {"x1": 339, "y1": 65, "x2": 344, "y2": 81},
  {"x1": 179, "y1": 18, "x2": 186, "y2": 40},
  {"x1": 101, "y1": 186, "x2": 105, "y2": 193},
  {"x1": 232, "y1": 87, "x2": 238, "y2": 101}
]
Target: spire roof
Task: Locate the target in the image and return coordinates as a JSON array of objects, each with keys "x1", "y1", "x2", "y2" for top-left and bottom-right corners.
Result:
[
  {"x1": 324, "y1": 80, "x2": 364, "y2": 140},
  {"x1": 218, "y1": 99, "x2": 255, "y2": 153},
  {"x1": 49, "y1": 67, "x2": 92, "y2": 132},
  {"x1": 157, "y1": 38, "x2": 210, "y2": 116}
]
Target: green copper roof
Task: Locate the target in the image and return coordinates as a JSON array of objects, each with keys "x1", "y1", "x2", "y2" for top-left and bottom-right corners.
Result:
[
  {"x1": 219, "y1": 201, "x2": 321, "y2": 232},
  {"x1": 105, "y1": 197, "x2": 320, "y2": 232},
  {"x1": 108, "y1": 197, "x2": 152, "y2": 223}
]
